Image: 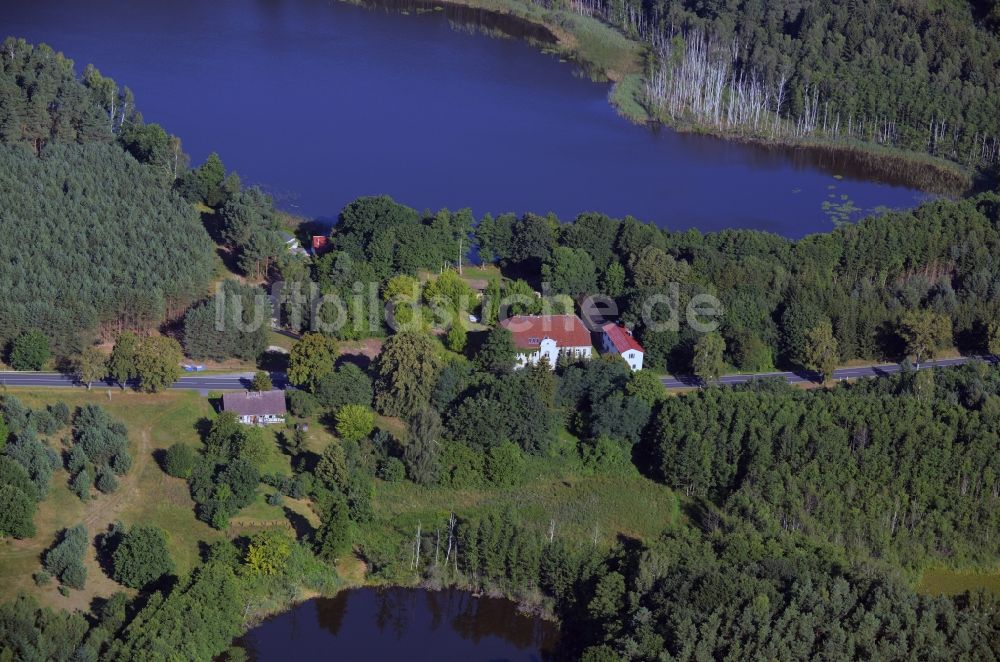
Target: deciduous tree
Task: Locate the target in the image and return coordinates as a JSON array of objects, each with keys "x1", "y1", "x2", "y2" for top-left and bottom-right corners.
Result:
[
  {"x1": 111, "y1": 524, "x2": 174, "y2": 588},
  {"x1": 374, "y1": 332, "x2": 442, "y2": 418},
  {"x1": 133, "y1": 336, "x2": 183, "y2": 393},
  {"x1": 542, "y1": 247, "x2": 597, "y2": 296},
  {"x1": 628, "y1": 247, "x2": 689, "y2": 289},
  {"x1": 601, "y1": 261, "x2": 626, "y2": 298},
  {"x1": 314, "y1": 363, "x2": 373, "y2": 412},
  {"x1": 335, "y1": 405, "x2": 375, "y2": 442},
  {"x1": 899, "y1": 309, "x2": 952, "y2": 363},
  {"x1": 287, "y1": 333, "x2": 338, "y2": 390},
  {"x1": 243, "y1": 529, "x2": 292, "y2": 577},
  {"x1": 803, "y1": 320, "x2": 839, "y2": 382},
  {"x1": 625, "y1": 370, "x2": 666, "y2": 404},
  {"x1": 72, "y1": 347, "x2": 107, "y2": 389},
  {"x1": 692, "y1": 332, "x2": 725, "y2": 384},
  {"x1": 250, "y1": 371, "x2": 272, "y2": 392},
  {"x1": 108, "y1": 332, "x2": 139, "y2": 388}
]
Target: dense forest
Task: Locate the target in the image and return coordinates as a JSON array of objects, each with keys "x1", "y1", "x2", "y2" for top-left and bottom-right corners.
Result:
[
  {"x1": 577, "y1": 525, "x2": 999, "y2": 660},
  {"x1": 567, "y1": 0, "x2": 1000, "y2": 172},
  {"x1": 650, "y1": 366, "x2": 1000, "y2": 568},
  {"x1": 0, "y1": 38, "x2": 215, "y2": 357},
  {"x1": 0, "y1": 144, "x2": 214, "y2": 355},
  {"x1": 5, "y1": 31, "x2": 999, "y2": 373}
]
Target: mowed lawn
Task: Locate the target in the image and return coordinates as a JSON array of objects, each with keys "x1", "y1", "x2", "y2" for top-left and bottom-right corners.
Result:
[{"x1": 0, "y1": 389, "x2": 224, "y2": 611}]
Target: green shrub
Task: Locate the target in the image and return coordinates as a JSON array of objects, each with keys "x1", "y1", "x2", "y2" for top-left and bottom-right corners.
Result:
[
  {"x1": 484, "y1": 441, "x2": 526, "y2": 487},
  {"x1": 61, "y1": 561, "x2": 87, "y2": 590},
  {"x1": 287, "y1": 390, "x2": 319, "y2": 418},
  {"x1": 164, "y1": 443, "x2": 196, "y2": 478},
  {"x1": 438, "y1": 441, "x2": 484, "y2": 488},
  {"x1": 377, "y1": 457, "x2": 405, "y2": 482},
  {"x1": 71, "y1": 468, "x2": 91, "y2": 501},
  {"x1": 96, "y1": 467, "x2": 119, "y2": 494},
  {"x1": 44, "y1": 524, "x2": 88, "y2": 588},
  {"x1": 112, "y1": 524, "x2": 174, "y2": 588},
  {"x1": 580, "y1": 436, "x2": 634, "y2": 476}
]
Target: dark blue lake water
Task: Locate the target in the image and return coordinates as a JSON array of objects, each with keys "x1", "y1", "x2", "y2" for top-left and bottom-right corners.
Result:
[
  {"x1": 235, "y1": 587, "x2": 559, "y2": 660},
  {"x1": 8, "y1": 0, "x2": 931, "y2": 236}
]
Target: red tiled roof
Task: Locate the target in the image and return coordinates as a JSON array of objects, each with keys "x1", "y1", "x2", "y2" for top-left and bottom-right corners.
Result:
[
  {"x1": 311, "y1": 235, "x2": 331, "y2": 254},
  {"x1": 500, "y1": 315, "x2": 592, "y2": 349},
  {"x1": 602, "y1": 322, "x2": 644, "y2": 354}
]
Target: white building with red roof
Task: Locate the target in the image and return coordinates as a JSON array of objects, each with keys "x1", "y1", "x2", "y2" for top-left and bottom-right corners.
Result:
[
  {"x1": 601, "y1": 322, "x2": 644, "y2": 371},
  {"x1": 499, "y1": 314, "x2": 593, "y2": 369}
]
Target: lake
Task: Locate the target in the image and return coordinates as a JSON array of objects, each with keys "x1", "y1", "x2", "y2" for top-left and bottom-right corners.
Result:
[
  {"x1": 8, "y1": 0, "x2": 931, "y2": 236},
  {"x1": 234, "y1": 587, "x2": 560, "y2": 660}
]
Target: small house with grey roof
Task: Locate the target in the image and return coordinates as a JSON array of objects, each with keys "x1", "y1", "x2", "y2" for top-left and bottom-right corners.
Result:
[{"x1": 222, "y1": 390, "x2": 287, "y2": 426}]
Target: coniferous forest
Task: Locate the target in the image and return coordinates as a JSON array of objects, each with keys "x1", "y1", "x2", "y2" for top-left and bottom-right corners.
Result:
[{"x1": 0, "y1": 39, "x2": 214, "y2": 356}]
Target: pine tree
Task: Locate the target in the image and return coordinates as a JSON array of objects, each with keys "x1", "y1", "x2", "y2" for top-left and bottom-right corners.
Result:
[
  {"x1": 313, "y1": 493, "x2": 351, "y2": 562},
  {"x1": 404, "y1": 407, "x2": 441, "y2": 486}
]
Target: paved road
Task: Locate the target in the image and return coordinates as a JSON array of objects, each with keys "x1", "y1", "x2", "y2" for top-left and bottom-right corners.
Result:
[
  {"x1": 0, "y1": 356, "x2": 993, "y2": 392},
  {"x1": 0, "y1": 371, "x2": 288, "y2": 391},
  {"x1": 660, "y1": 355, "x2": 994, "y2": 389}
]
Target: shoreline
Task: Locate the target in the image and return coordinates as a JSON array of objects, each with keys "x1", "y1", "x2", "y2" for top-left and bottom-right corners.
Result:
[
  {"x1": 234, "y1": 579, "x2": 562, "y2": 651},
  {"x1": 232, "y1": 563, "x2": 997, "y2": 655},
  {"x1": 348, "y1": 0, "x2": 978, "y2": 196}
]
